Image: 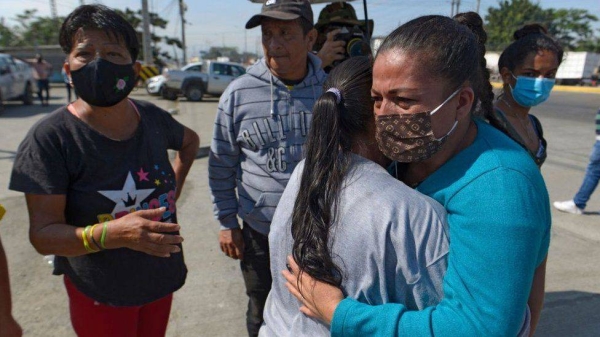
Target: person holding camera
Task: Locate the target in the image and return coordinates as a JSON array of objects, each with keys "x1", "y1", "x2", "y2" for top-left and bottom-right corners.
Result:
[{"x1": 313, "y1": 1, "x2": 373, "y2": 71}]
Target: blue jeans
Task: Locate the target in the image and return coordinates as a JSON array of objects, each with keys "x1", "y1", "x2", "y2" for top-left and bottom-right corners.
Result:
[
  {"x1": 573, "y1": 140, "x2": 600, "y2": 209},
  {"x1": 37, "y1": 79, "x2": 50, "y2": 103}
]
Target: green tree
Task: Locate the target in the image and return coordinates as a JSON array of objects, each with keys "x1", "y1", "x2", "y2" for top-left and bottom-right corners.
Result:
[
  {"x1": 115, "y1": 8, "x2": 180, "y2": 68},
  {"x1": 547, "y1": 9, "x2": 598, "y2": 50},
  {"x1": 485, "y1": 0, "x2": 553, "y2": 51},
  {"x1": 485, "y1": 0, "x2": 599, "y2": 52},
  {"x1": 0, "y1": 9, "x2": 63, "y2": 47},
  {"x1": 0, "y1": 18, "x2": 18, "y2": 47},
  {"x1": 576, "y1": 33, "x2": 600, "y2": 53}
]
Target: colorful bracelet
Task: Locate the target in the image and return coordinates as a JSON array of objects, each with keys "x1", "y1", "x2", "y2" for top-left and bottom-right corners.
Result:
[
  {"x1": 89, "y1": 224, "x2": 103, "y2": 251},
  {"x1": 82, "y1": 225, "x2": 98, "y2": 253},
  {"x1": 100, "y1": 221, "x2": 108, "y2": 249}
]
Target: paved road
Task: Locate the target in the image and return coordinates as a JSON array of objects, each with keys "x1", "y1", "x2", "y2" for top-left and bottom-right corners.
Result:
[{"x1": 0, "y1": 86, "x2": 598, "y2": 336}]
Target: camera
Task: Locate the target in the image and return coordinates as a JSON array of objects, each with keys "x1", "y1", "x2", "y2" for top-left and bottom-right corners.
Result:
[{"x1": 331, "y1": 25, "x2": 372, "y2": 64}]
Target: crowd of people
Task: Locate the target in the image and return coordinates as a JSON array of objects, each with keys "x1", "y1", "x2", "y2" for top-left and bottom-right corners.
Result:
[{"x1": 0, "y1": 0, "x2": 594, "y2": 336}]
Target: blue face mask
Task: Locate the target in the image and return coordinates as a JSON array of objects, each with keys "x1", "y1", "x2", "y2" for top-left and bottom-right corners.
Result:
[{"x1": 509, "y1": 74, "x2": 555, "y2": 108}]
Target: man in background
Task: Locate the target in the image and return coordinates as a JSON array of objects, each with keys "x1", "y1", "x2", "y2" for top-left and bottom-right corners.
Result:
[
  {"x1": 29, "y1": 54, "x2": 52, "y2": 106},
  {"x1": 208, "y1": 1, "x2": 326, "y2": 335}
]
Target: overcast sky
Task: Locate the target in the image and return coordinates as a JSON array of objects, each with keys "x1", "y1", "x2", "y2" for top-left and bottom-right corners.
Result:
[{"x1": 2, "y1": 0, "x2": 599, "y2": 58}]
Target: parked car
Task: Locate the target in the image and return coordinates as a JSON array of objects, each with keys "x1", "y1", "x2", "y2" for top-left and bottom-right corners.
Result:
[
  {"x1": 162, "y1": 61, "x2": 246, "y2": 101},
  {"x1": 146, "y1": 75, "x2": 166, "y2": 96},
  {"x1": 0, "y1": 53, "x2": 34, "y2": 110}
]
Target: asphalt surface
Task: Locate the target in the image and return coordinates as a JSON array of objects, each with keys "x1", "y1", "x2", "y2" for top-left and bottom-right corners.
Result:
[{"x1": 0, "y1": 85, "x2": 599, "y2": 336}]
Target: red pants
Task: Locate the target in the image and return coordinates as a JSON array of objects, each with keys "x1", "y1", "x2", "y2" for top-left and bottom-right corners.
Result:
[{"x1": 64, "y1": 276, "x2": 173, "y2": 337}]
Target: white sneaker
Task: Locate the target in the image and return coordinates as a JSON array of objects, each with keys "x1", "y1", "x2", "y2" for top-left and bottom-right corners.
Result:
[{"x1": 553, "y1": 200, "x2": 583, "y2": 215}]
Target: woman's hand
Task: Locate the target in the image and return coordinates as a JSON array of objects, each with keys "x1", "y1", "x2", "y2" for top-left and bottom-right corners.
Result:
[
  {"x1": 282, "y1": 255, "x2": 344, "y2": 325},
  {"x1": 106, "y1": 207, "x2": 183, "y2": 258}
]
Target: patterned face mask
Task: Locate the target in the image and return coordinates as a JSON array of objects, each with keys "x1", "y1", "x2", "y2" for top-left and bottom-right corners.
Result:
[{"x1": 375, "y1": 88, "x2": 461, "y2": 163}]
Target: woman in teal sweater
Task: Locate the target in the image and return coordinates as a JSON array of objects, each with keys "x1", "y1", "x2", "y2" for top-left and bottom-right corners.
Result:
[{"x1": 283, "y1": 12, "x2": 551, "y2": 336}]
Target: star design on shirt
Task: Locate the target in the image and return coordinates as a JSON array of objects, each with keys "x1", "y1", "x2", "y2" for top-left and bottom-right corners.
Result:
[
  {"x1": 98, "y1": 172, "x2": 155, "y2": 216},
  {"x1": 154, "y1": 179, "x2": 161, "y2": 186},
  {"x1": 136, "y1": 168, "x2": 149, "y2": 182}
]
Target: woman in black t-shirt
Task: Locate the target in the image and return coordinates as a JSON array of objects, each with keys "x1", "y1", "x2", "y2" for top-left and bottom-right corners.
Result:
[{"x1": 9, "y1": 5, "x2": 199, "y2": 337}]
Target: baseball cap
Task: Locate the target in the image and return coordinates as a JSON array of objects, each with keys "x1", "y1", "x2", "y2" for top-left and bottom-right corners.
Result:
[
  {"x1": 315, "y1": 3, "x2": 373, "y2": 37},
  {"x1": 245, "y1": 0, "x2": 313, "y2": 29}
]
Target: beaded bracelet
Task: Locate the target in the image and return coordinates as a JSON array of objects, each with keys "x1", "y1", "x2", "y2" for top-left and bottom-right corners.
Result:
[
  {"x1": 100, "y1": 221, "x2": 108, "y2": 249},
  {"x1": 89, "y1": 224, "x2": 103, "y2": 251},
  {"x1": 82, "y1": 225, "x2": 98, "y2": 253}
]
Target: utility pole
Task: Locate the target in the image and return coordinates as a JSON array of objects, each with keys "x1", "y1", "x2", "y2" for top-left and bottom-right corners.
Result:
[
  {"x1": 450, "y1": 0, "x2": 455, "y2": 16},
  {"x1": 50, "y1": 0, "x2": 57, "y2": 19},
  {"x1": 141, "y1": 0, "x2": 153, "y2": 65},
  {"x1": 456, "y1": 0, "x2": 461, "y2": 14},
  {"x1": 50, "y1": 0, "x2": 62, "y2": 31},
  {"x1": 476, "y1": 0, "x2": 481, "y2": 14},
  {"x1": 179, "y1": 0, "x2": 187, "y2": 65}
]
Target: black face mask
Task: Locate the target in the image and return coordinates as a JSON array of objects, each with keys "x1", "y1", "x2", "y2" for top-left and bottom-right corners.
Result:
[{"x1": 70, "y1": 58, "x2": 137, "y2": 107}]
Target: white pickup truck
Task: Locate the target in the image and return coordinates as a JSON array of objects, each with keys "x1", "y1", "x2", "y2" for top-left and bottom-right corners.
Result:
[{"x1": 162, "y1": 61, "x2": 246, "y2": 101}]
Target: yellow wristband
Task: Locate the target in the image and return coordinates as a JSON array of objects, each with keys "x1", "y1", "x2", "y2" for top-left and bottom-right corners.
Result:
[
  {"x1": 82, "y1": 225, "x2": 98, "y2": 253},
  {"x1": 89, "y1": 224, "x2": 103, "y2": 251},
  {"x1": 100, "y1": 221, "x2": 108, "y2": 249}
]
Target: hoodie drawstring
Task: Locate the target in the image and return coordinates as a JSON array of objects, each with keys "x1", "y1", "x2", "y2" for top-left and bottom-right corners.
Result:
[
  {"x1": 269, "y1": 56, "x2": 319, "y2": 118},
  {"x1": 311, "y1": 77, "x2": 316, "y2": 103},
  {"x1": 269, "y1": 73, "x2": 275, "y2": 117}
]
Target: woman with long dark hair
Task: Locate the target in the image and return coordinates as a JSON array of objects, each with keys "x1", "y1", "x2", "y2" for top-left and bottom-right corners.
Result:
[
  {"x1": 284, "y1": 12, "x2": 551, "y2": 337},
  {"x1": 488, "y1": 24, "x2": 563, "y2": 167},
  {"x1": 259, "y1": 56, "x2": 449, "y2": 336}
]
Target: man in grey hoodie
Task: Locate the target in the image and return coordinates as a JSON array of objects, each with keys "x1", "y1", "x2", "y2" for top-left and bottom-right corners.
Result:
[{"x1": 208, "y1": 1, "x2": 326, "y2": 336}]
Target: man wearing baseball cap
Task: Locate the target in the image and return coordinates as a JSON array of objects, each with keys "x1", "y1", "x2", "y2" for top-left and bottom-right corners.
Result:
[{"x1": 208, "y1": 1, "x2": 326, "y2": 335}]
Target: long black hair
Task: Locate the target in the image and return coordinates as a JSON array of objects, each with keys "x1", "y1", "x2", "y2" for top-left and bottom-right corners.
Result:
[
  {"x1": 376, "y1": 13, "x2": 492, "y2": 117},
  {"x1": 291, "y1": 56, "x2": 373, "y2": 287},
  {"x1": 498, "y1": 24, "x2": 563, "y2": 73},
  {"x1": 454, "y1": 12, "x2": 495, "y2": 118}
]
